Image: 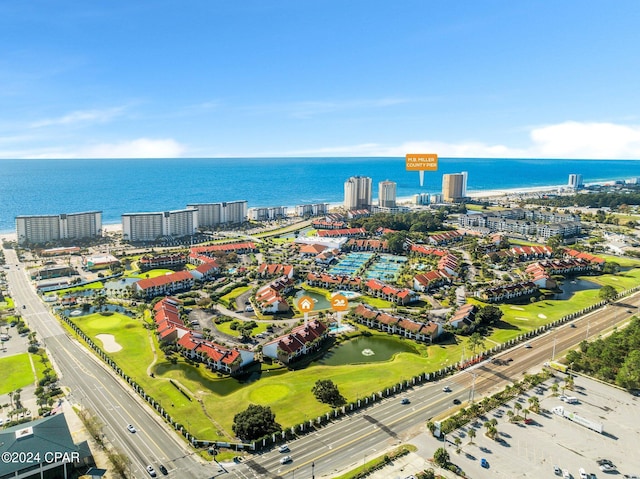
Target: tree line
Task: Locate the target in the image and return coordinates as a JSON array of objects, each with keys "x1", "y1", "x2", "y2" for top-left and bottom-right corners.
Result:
[{"x1": 566, "y1": 316, "x2": 640, "y2": 390}]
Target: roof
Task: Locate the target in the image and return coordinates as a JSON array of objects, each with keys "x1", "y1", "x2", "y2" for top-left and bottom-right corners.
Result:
[{"x1": 0, "y1": 414, "x2": 90, "y2": 476}]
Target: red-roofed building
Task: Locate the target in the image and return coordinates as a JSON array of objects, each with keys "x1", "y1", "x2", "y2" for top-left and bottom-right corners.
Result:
[
  {"x1": 257, "y1": 263, "x2": 295, "y2": 279},
  {"x1": 262, "y1": 320, "x2": 328, "y2": 364},
  {"x1": 139, "y1": 253, "x2": 187, "y2": 272},
  {"x1": 306, "y1": 272, "x2": 362, "y2": 290},
  {"x1": 364, "y1": 279, "x2": 418, "y2": 305},
  {"x1": 317, "y1": 228, "x2": 366, "y2": 238},
  {"x1": 448, "y1": 303, "x2": 477, "y2": 329},
  {"x1": 134, "y1": 271, "x2": 194, "y2": 298},
  {"x1": 413, "y1": 270, "x2": 451, "y2": 292},
  {"x1": 410, "y1": 245, "x2": 448, "y2": 257},
  {"x1": 427, "y1": 230, "x2": 464, "y2": 246},
  {"x1": 352, "y1": 304, "x2": 442, "y2": 343},
  {"x1": 346, "y1": 239, "x2": 389, "y2": 252},
  {"x1": 177, "y1": 331, "x2": 254, "y2": 374},
  {"x1": 255, "y1": 276, "x2": 294, "y2": 314}
]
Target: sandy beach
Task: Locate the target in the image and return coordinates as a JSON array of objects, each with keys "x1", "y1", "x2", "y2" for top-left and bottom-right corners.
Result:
[{"x1": 0, "y1": 182, "x2": 576, "y2": 244}]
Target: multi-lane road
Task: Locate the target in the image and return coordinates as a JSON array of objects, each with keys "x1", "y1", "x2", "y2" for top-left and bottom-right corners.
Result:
[
  {"x1": 3, "y1": 248, "x2": 214, "y2": 479},
  {"x1": 4, "y1": 245, "x2": 638, "y2": 479}
]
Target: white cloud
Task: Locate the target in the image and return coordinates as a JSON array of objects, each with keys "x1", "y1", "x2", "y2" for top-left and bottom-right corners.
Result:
[
  {"x1": 5, "y1": 138, "x2": 187, "y2": 159},
  {"x1": 30, "y1": 106, "x2": 126, "y2": 128},
  {"x1": 79, "y1": 138, "x2": 187, "y2": 158},
  {"x1": 273, "y1": 121, "x2": 640, "y2": 159},
  {"x1": 529, "y1": 121, "x2": 640, "y2": 159}
]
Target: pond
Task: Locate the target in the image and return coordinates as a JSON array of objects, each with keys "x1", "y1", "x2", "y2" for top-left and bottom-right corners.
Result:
[
  {"x1": 104, "y1": 277, "x2": 139, "y2": 291},
  {"x1": 317, "y1": 335, "x2": 419, "y2": 366},
  {"x1": 294, "y1": 290, "x2": 331, "y2": 310},
  {"x1": 552, "y1": 278, "x2": 601, "y2": 300}
]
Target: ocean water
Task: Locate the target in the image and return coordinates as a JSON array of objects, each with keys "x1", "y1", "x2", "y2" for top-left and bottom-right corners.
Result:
[{"x1": 1, "y1": 157, "x2": 638, "y2": 233}]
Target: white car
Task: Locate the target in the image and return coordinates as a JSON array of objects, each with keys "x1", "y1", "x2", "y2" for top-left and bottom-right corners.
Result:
[
  {"x1": 146, "y1": 465, "x2": 157, "y2": 477},
  {"x1": 280, "y1": 455, "x2": 292, "y2": 464},
  {"x1": 278, "y1": 444, "x2": 289, "y2": 453},
  {"x1": 127, "y1": 424, "x2": 137, "y2": 433},
  {"x1": 442, "y1": 386, "x2": 451, "y2": 392}
]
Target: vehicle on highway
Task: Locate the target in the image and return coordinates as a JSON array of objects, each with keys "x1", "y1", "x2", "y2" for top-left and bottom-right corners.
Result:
[
  {"x1": 280, "y1": 455, "x2": 292, "y2": 464},
  {"x1": 146, "y1": 465, "x2": 157, "y2": 477},
  {"x1": 453, "y1": 398, "x2": 461, "y2": 405},
  {"x1": 127, "y1": 424, "x2": 137, "y2": 433},
  {"x1": 524, "y1": 342, "x2": 532, "y2": 348},
  {"x1": 570, "y1": 323, "x2": 577, "y2": 328},
  {"x1": 507, "y1": 357, "x2": 513, "y2": 362},
  {"x1": 442, "y1": 386, "x2": 451, "y2": 392},
  {"x1": 401, "y1": 397, "x2": 410, "y2": 404},
  {"x1": 480, "y1": 458, "x2": 489, "y2": 468},
  {"x1": 278, "y1": 444, "x2": 290, "y2": 453},
  {"x1": 158, "y1": 464, "x2": 168, "y2": 475}
]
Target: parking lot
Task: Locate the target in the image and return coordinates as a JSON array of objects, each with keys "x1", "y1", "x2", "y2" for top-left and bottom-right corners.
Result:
[{"x1": 444, "y1": 374, "x2": 640, "y2": 478}]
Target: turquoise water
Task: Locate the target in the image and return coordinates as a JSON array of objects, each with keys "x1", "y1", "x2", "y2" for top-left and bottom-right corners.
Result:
[{"x1": 1, "y1": 157, "x2": 638, "y2": 233}]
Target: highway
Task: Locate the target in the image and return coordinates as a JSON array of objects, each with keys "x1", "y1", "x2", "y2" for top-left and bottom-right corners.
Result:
[
  {"x1": 3, "y1": 248, "x2": 215, "y2": 479},
  {"x1": 229, "y1": 294, "x2": 639, "y2": 479},
  {"x1": 4, "y1": 245, "x2": 638, "y2": 479}
]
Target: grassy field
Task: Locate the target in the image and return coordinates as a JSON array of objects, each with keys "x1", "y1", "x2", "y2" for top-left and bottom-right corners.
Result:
[
  {"x1": 64, "y1": 259, "x2": 640, "y2": 441},
  {"x1": 0, "y1": 353, "x2": 37, "y2": 395},
  {"x1": 213, "y1": 320, "x2": 271, "y2": 337}
]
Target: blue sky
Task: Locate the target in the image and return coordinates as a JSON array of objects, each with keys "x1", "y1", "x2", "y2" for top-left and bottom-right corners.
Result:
[{"x1": 2, "y1": 1, "x2": 640, "y2": 159}]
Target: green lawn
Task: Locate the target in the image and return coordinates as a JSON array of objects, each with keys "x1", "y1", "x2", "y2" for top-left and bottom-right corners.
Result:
[
  {"x1": 0, "y1": 353, "x2": 37, "y2": 395},
  {"x1": 0, "y1": 297, "x2": 15, "y2": 310},
  {"x1": 64, "y1": 260, "x2": 640, "y2": 441},
  {"x1": 214, "y1": 320, "x2": 271, "y2": 337}
]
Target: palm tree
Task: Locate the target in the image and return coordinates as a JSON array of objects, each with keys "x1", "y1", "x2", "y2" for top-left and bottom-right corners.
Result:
[
  {"x1": 527, "y1": 396, "x2": 540, "y2": 413},
  {"x1": 454, "y1": 436, "x2": 461, "y2": 453},
  {"x1": 507, "y1": 410, "x2": 515, "y2": 422},
  {"x1": 514, "y1": 402, "x2": 523, "y2": 419},
  {"x1": 523, "y1": 408, "x2": 530, "y2": 421},
  {"x1": 468, "y1": 428, "x2": 476, "y2": 444},
  {"x1": 551, "y1": 383, "x2": 559, "y2": 396}
]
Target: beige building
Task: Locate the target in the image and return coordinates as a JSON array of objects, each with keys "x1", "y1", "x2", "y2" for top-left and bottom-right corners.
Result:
[
  {"x1": 442, "y1": 173, "x2": 466, "y2": 202},
  {"x1": 15, "y1": 211, "x2": 102, "y2": 245},
  {"x1": 122, "y1": 208, "x2": 198, "y2": 242},
  {"x1": 186, "y1": 200, "x2": 247, "y2": 227},
  {"x1": 378, "y1": 180, "x2": 397, "y2": 208},
  {"x1": 344, "y1": 176, "x2": 372, "y2": 210}
]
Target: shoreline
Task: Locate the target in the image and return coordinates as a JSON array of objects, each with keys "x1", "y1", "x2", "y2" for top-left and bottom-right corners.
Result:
[{"x1": 0, "y1": 182, "x2": 603, "y2": 243}]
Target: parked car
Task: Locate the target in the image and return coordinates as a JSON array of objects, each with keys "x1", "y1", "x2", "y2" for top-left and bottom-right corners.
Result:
[
  {"x1": 554, "y1": 465, "x2": 562, "y2": 475},
  {"x1": 480, "y1": 458, "x2": 489, "y2": 468}
]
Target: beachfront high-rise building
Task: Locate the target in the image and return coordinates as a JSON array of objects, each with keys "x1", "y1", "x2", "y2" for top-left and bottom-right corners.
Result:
[
  {"x1": 442, "y1": 173, "x2": 466, "y2": 202},
  {"x1": 122, "y1": 208, "x2": 198, "y2": 242},
  {"x1": 461, "y1": 171, "x2": 468, "y2": 197},
  {"x1": 295, "y1": 203, "x2": 329, "y2": 217},
  {"x1": 16, "y1": 211, "x2": 102, "y2": 245},
  {"x1": 247, "y1": 206, "x2": 287, "y2": 221},
  {"x1": 186, "y1": 200, "x2": 247, "y2": 227},
  {"x1": 378, "y1": 180, "x2": 397, "y2": 208},
  {"x1": 568, "y1": 174, "x2": 583, "y2": 189},
  {"x1": 344, "y1": 176, "x2": 372, "y2": 210}
]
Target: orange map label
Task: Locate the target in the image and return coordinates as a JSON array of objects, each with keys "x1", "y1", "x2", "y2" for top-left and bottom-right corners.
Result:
[
  {"x1": 405, "y1": 153, "x2": 438, "y2": 171},
  {"x1": 331, "y1": 294, "x2": 349, "y2": 311},
  {"x1": 297, "y1": 295, "x2": 315, "y2": 312}
]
